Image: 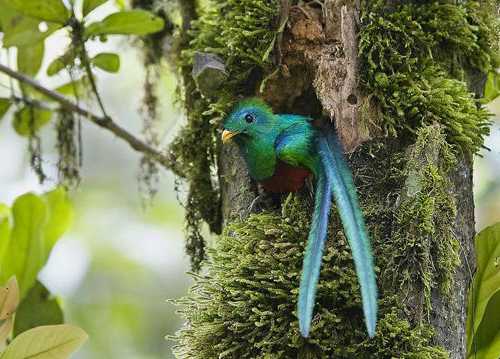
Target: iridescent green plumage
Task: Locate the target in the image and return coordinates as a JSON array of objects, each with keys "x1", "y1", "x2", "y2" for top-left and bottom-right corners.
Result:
[{"x1": 222, "y1": 99, "x2": 377, "y2": 338}]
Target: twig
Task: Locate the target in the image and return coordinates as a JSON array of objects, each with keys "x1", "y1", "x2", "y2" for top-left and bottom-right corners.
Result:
[
  {"x1": 11, "y1": 95, "x2": 55, "y2": 111},
  {"x1": 82, "y1": 50, "x2": 109, "y2": 118},
  {"x1": 0, "y1": 63, "x2": 171, "y2": 168}
]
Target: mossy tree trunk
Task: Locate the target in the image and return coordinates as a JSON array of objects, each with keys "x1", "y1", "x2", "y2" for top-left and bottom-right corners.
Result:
[{"x1": 143, "y1": 0, "x2": 498, "y2": 357}]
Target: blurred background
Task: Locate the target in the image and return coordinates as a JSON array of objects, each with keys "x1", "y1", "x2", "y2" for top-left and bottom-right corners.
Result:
[{"x1": 0, "y1": 2, "x2": 499, "y2": 359}]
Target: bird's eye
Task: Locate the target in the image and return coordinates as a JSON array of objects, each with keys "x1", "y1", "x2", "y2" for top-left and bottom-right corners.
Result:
[{"x1": 244, "y1": 113, "x2": 255, "y2": 123}]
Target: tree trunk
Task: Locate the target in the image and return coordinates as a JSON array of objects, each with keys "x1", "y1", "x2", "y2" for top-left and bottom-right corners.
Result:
[{"x1": 169, "y1": 0, "x2": 496, "y2": 357}]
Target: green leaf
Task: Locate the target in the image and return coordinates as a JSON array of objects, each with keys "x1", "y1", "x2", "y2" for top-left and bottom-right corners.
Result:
[
  {"x1": 0, "y1": 277, "x2": 20, "y2": 320},
  {"x1": 0, "y1": 194, "x2": 47, "y2": 298},
  {"x1": 0, "y1": 190, "x2": 73, "y2": 300},
  {"x1": 46, "y1": 50, "x2": 76, "y2": 77},
  {"x1": 0, "y1": 317, "x2": 14, "y2": 345},
  {"x1": 0, "y1": 205, "x2": 9, "y2": 219},
  {"x1": 0, "y1": 205, "x2": 11, "y2": 268},
  {"x1": 7, "y1": 0, "x2": 70, "y2": 24},
  {"x1": 483, "y1": 71, "x2": 500, "y2": 103},
  {"x1": 0, "y1": 277, "x2": 19, "y2": 344},
  {"x1": 46, "y1": 58, "x2": 67, "y2": 77},
  {"x1": 115, "y1": 0, "x2": 126, "y2": 10},
  {"x1": 0, "y1": 324, "x2": 88, "y2": 359},
  {"x1": 54, "y1": 77, "x2": 88, "y2": 98},
  {"x1": 84, "y1": 10, "x2": 164, "y2": 37},
  {"x1": 466, "y1": 222, "x2": 500, "y2": 358},
  {"x1": 469, "y1": 292, "x2": 500, "y2": 359},
  {"x1": 43, "y1": 188, "x2": 74, "y2": 254},
  {"x1": 47, "y1": 48, "x2": 76, "y2": 76},
  {"x1": 0, "y1": 0, "x2": 60, "y2": 48},
  {"x1": 82, "y1": 0, "x2": 108, "y2": 17},
  {"x1": 13, "y1": 281, "x2": 63, "y2": 337},
  {"x1": 17, "y1": 42, "x2": 45, "y2": 77},
  {"x1": 91, "y1": 52, "x2": 120, "y2": 73},
  {"x1": 0, "y1": 99, "x2": 12, "y2": 122},
  {"x1": 13, "y1": 107, "x2": 52, "y2": 137}
]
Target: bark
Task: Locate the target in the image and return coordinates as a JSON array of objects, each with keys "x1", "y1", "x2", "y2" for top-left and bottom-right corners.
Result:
[{"x1": 430, "y1": 158, "x2": 475, "y2": 358}]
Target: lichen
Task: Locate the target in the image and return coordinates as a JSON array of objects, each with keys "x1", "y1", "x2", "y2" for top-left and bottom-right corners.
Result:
[
  {"x1": 360, "y1": 0, "x2": 498, "y2": 153},
  {"x1": 166, "y1": 0, "x2": 279, "y2": 269},
  {"x1": 174, "y1": 194, "x2": 447, "y2": 358},
  {"x1": 383, "y1": 124, "x2": 459, "y2": 318}
]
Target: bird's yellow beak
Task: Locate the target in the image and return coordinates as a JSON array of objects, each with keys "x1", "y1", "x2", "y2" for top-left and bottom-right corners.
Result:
[{"x1": 221, "y1": 130, "x2": 238, "y2": 144}]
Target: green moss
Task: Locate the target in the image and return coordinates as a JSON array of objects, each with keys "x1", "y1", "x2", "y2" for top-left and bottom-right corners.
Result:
[
  {"x1": 186, "y1": 0, "x2": 279, "y2": 83},
  {"x1": 382, "y1": 125, "x2": 459, "y2": 316},
  {"x1": 174, "y1": 195, "x2": 447, "y2": 358},
  {"x1": 360, "y1": 0, "x2": 498, "y2": 153},
  {"x1": 167, "y1": 0, "x2": 279, "y2": 269}
]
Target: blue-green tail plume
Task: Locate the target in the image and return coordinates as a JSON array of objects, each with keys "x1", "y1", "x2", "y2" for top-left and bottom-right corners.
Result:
[
  {"x1": 298, "y1": 168, "x2": 332, "y2": 337},
  {"x1": 321, "y1": 131, "x2": 378, "y2": 337},
  {"x1": 298, "y1": 129, "x2": 378, "y2": 338}
]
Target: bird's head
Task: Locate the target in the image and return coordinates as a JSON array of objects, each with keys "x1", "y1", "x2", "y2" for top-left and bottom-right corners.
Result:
[{"x1": 221, "y1": 98, "x2": 277, "y2": 144}]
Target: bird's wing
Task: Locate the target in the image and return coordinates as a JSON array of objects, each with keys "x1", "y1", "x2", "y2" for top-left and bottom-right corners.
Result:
[
  {"x1": 274, "y1": 121, "x2": 317, "y2": 174},
  {"x1": 318, "y1": 129, "x2": 378, "y2": 337}
]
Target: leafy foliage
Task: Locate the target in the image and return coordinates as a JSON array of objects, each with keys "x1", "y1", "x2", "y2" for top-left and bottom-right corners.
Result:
[
  {"x1": 0, "y1": 325, "x2": 87, "y2": 359},
  {"x1": 0, "y1": 7, "x2": 164, "y2": 124},
  {"x1": 82, "y1": 0, "x2": 108, "y2": 17},
  {"x1": 483, "y1": 71, "x2": 500, "y2": 103},
  {"x1": 91, "y1": 53, "x2": 121, "y2": 73},
  {"x1": 0, "y1": 100, "x2": 11, "y2": 121},
  {"x1": 0, "y1": 0, "x2": 165, "y2": 187},
  {"x1": 0, "y1": 190, "x2": 86, "y2": 358},
  {"x1": 0, "y1": 1, "x2": 59, "y2": 48},
  {"x1": 17, "y1": 43, "x2": 45, "y2": 77},
  {"x1": 0, "y1": 278, "x2": 19, "y2": 344},
  {"x1": 13, "y1": 107, "x2": 52, "y2": 137},
  {"x1": 13, "y1": 281, "x2": 64, "y2": 337},
  {"x1": 466, "y1": 222, "x2": 500, "y2": 359},
  {"x1": 84, "y1": 10, "x2": 165, "y2": 37},
  {"x1": 8, "y1": 0, "x2": 70, "y2": 24},
  {"x1": 0, "y1": 189, "x2": 73, "y2": 298},
  {"x1": 46, "y1": 51, "x2": 77, "y2": 77}
]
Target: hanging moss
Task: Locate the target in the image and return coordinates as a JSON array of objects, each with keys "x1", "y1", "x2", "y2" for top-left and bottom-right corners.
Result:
[
  {"x1": 360, "y1": 0, "x2": 498, "y2": 153},
  {"x1": 174, "y1": 195, "x2": 447, "y2": 358},
  {"x1": 56, "y1": 108, "x2": 81, "y2": 189},
  {"x1": 167, "y1": 0, "x2": 279, "y2": 269}
]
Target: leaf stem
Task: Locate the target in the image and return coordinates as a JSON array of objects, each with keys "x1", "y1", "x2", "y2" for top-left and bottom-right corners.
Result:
[{"x1": 81, "y1": 49, "x2": 109, "y2": 118}]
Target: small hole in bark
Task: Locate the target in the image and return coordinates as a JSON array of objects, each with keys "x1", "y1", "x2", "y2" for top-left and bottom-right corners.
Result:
[{"x1": 347, "y1": 94, "x2": 358, "y2": 105}]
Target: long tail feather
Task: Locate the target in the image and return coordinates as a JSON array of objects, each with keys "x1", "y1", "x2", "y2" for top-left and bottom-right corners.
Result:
[
  {"x1": 298, "y1": 168, "x2": 332, "y2": 337},
  {"x1": 319, "y1": 131, "x2": 378, "y2": 337}
]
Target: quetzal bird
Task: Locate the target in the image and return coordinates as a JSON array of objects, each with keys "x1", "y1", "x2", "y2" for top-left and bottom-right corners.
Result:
[{"x1": 221, "y1": 98, "x2": 377, "y2": 338}]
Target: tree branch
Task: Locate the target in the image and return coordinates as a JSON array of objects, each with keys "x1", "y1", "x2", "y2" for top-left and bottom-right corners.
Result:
[{"x1": 0, "y1": 63, "x2": 171, "y2": 168}]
